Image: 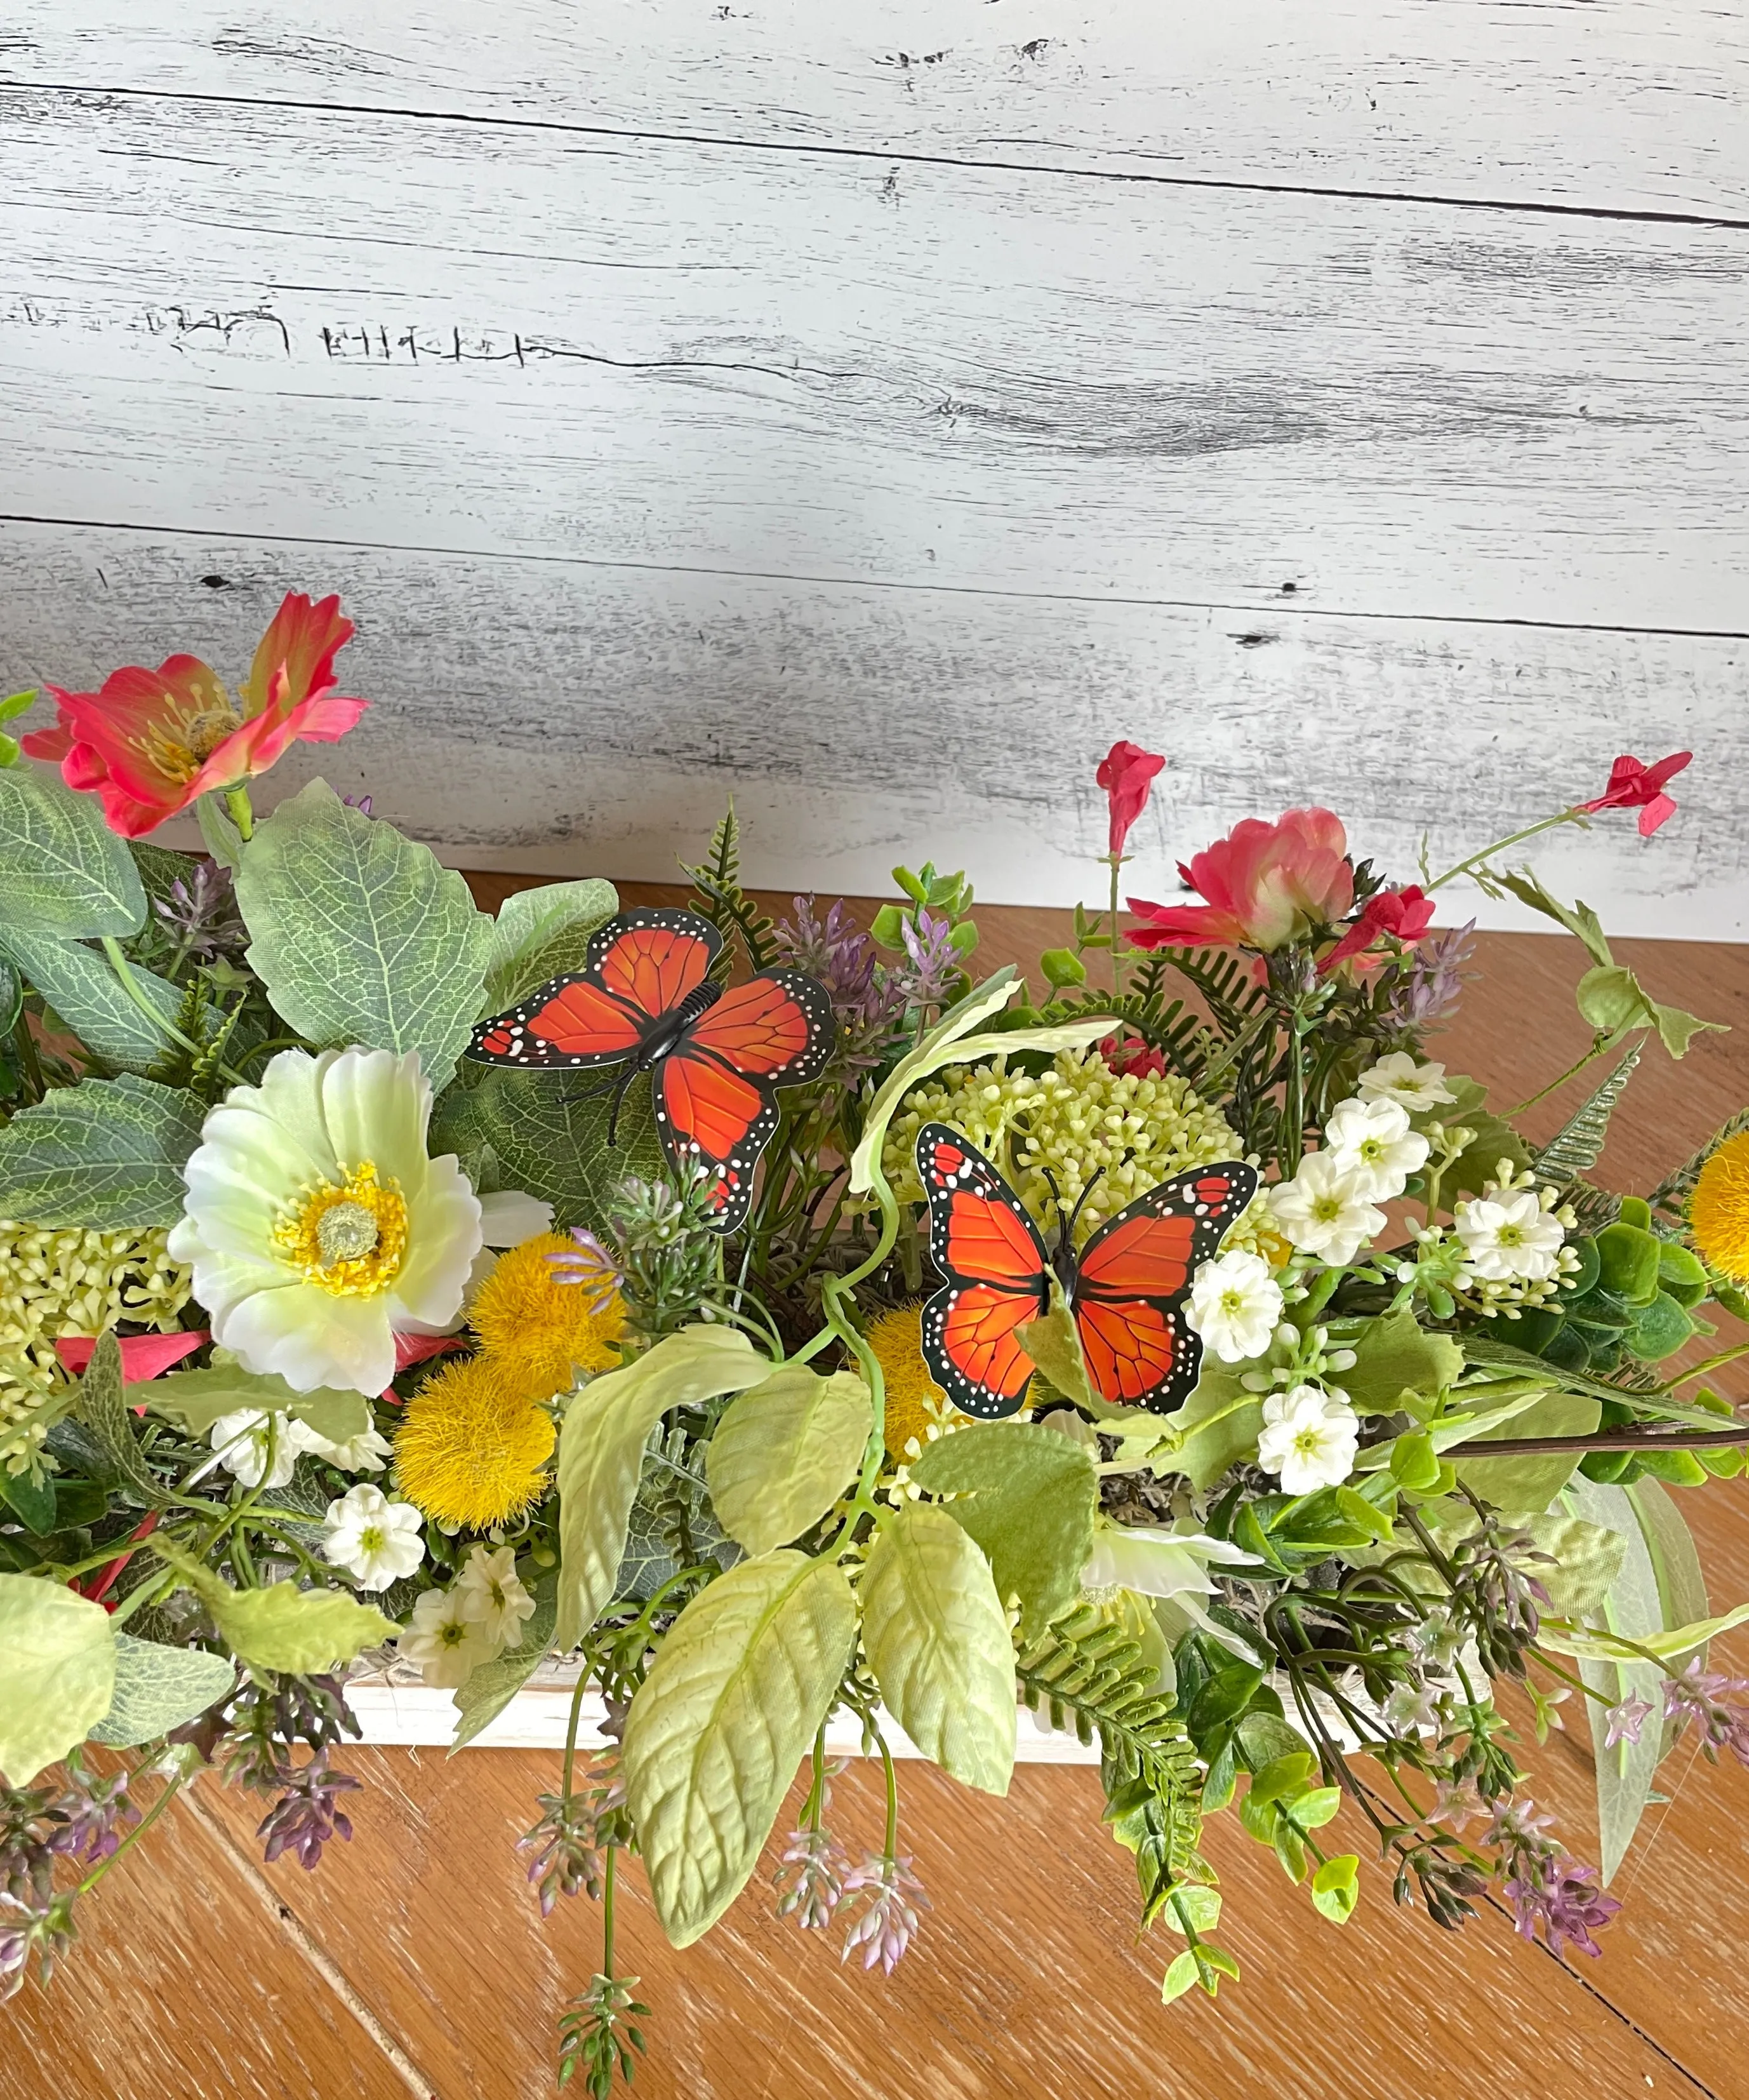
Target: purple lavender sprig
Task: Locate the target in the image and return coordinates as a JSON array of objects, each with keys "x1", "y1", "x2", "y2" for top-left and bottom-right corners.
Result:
[
  {"x1": 775, "y1": 897, "x2": 910, "y2": 1077},
  {"x1": 1387, "y1": 921, "x2": 1475, "y2": 1031},
  {"x1": 1663, "y1": 1658, "x2": 1749, "y2": 1765},
  {"x1": 891, "y1": 907, "x2": 964, "y2": 1012},
  {"x1": 0, "y1": 1752, "x2": 141, "y2": 2000},
  {"x1": 840, "y1": 1852, "x2": 929, "y2": 1976},
  {"x1": 152, "y1": 860, "x2": 246, "y2": 964},
  {"x1": 255, "y1": 1758, "x2": 362, "y2": 1871},
  {"x1": 1486, "y1": 1798, "x2": 1620, "y2": 1960}
]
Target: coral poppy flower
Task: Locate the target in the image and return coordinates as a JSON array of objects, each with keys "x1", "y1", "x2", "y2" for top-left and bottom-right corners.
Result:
[
  {"x1": 1129, "y1": 808, "x2": 1353, "y2": 953},
  {"x1": 1319, "y1": 883, "x2": 1437, "y2": 974},
  {"x1": 1095, "y1": 739, "x2": 1166, "y2": 857},
  {"x1": 22, "y1": 592, "x2": 367, "y2": 837},
  {"x1": 1577, "y1": 751, "x2": 1691, "y2": 838}
]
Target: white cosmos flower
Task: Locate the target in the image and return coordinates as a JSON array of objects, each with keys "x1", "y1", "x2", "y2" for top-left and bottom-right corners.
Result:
[
  {"x1": 1323, "y1": 1097, "x2": 1430, "y2": 1202},
  {"x1": 168, "y1": 1047, "x2": 484, "y2": 1397},
  {"x1": 1455, "y1": 1190, "x2": 1566, "y2": 1283},
  {"x1": 1185, "y1": 1250, "x2": 1284, "y2": 1364},
  {"x1": 208, "y1": 1408, "x2": 321, "y2": 1488},
  {"x1": 1357, "y1": 1053, "x2": 1458, "y2": 1113},
  {"x1": 1082, "y1": 1522, "x2": 1262, "y2": 1600},
  {"x1": 397, "y1": 1582, "x2": 497, "y2": 1688},
  {"x1": 455, "y1": 1543, "x2": 537, "y2": 1649},
  {"x1": 1257, "y1": 1383, "x2": 1360, "y2": 1494},
  {"x1": 305, "y1": 1422, "x2": 396, "y2": 1473},
  {"x1": 1268, "y1": 1153, "x2": 1387, "y2": 1267},
  {"x1": 321, "y1": 1481, "x2": 425, "y2": 1591}
]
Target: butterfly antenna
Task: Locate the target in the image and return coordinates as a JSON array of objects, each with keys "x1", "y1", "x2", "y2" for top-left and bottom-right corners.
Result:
[
  {"x1": 604, "y1": 1064, "x2": 638, "y2": 1147},
  {"x1": 1065, "y1": 1163, "x2": 1109, "y2": 1239}
]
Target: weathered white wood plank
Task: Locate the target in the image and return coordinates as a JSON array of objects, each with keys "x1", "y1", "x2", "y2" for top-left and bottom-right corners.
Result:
[
  {"x1": 3, "y1": 87, "x2": 1746, "y2": 632},
  {"x1": 8, "y1": 0, "x2": 1749, "y2": 219},
  {"x1": 3, "y1": 522, "x2": 1741, "y2": 937}
]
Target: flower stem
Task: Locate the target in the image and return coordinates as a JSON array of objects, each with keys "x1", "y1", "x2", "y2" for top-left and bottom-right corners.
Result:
[
  {"x1": 1106, "y1": 855, "x2": 1125, "y2": 1000},
  {"x1": 562, "y1": 1669, "x2": 590, "y2": 1804},
  {"x1": 1423, "y1": 808, "x2": 1588, "y2": 893},
  {"x1": 1507, "y1": 1035, "x2": 1616, "y2": 1118},
  {"x1": 98, "y1": 937, "x2": 248, "y2": 1087},
  {"x1": 875, "y1": 1727, "x2": 899, "y2": 1863},
  {"x1": 76, "y1": 1762, "x2": 190, "y2": 1897},
  {"x1": 601, "y1": 1841, "x2": 618, "y2": 1975},
  {"x1": 1664, "y1": 1341, "x2": 1749, "y2": 1391},
  {"x1": 223, "y1": 786, "x2": 255, "y2": 843}
]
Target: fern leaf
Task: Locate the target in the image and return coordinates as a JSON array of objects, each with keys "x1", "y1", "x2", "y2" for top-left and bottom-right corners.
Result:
[
  {"x1": 1531, "y1": 1043, "x2": 1641, "y2": 1183},
  {"x1": 1650, "y1": 1105, "x2": 1749, "y2": 1221},
  {"x1": 681, "y1": 802, "x2": 778, "y2": 973}
]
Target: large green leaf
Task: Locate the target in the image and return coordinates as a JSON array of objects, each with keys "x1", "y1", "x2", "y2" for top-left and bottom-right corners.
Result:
[
  {"x1": 0, "y1": 1573, "x2": 117, "y2": 1782},
  {"x1": 484, "y1": 879, "x2": 620, "y2": 1008},
  {"x1": 1416, "y1": 1497, "x2": 1625, "y2": 1619},
  {"x1": 706, "y1": 1367, "x2": 871, "y2": 1557},
  {"x1": 0, "y1": 764, "x2": 145, "y2": 939},
  {"x1": 0, "y1": 1073, "x2": 204, "y2": 1227},
  {"x1": 151, "y1": 1539, "x2": 393, "y2": 1673},
  {"x1": 1162, "y1": 1357, "x2": 1265, "y2": 1491},
  {"x1": 76, "y1": 1331, "x2": 165, "y2": 1502},
  {"x1": 553, "y1": 1327, "x2": 771, "y2": 1651},
  {"x1": 860, "y1": 1502, "x2": 1016, "y2": 1795},
  {"x1": 908, "y1": 1419, "x2": 1097, "y2": 1638},
  {"x1": 145, "y1": 1364, "x2": 368, "y2": 1441},
  {"x1": 89, "y1": 1634, "x2": 235, "y2": 1747},
  {"x1": 0, "y1": 925, "x2": 183, "y2": 1074},
  {"x1": 451, "y1": 1575, "x2": 558, "y2": 1753},
  {"x1": 443, "y1": 1063, "x2": 663, "y2": 1234},
  {"x1": 622, "y1": 1548, "x2": 856, "y2": 1948},
  {"x1": 1339, "y1": 1309, "x2": 1464, "y2": 1420},
  {"x1": 1451, "y1": 1388, "x2": 1600, "y2": 1509},
  {"x1": 235, "y1": 779, "x2": 493, "y2": 1087}
]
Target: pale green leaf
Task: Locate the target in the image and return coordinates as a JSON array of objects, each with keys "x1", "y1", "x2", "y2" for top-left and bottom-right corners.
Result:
[
  {"x1": 1451, "y1": 1388, "x2": 1600, "y2": 1508},
  {"x1": 1310, "y1": 1854, "x2": 1360, "y2": 1923},
  {"x1": 235, "y1": 779, "x2": 493, "y2": 1087},
  {"x1": 1161, "y1": 1948, "x2": 1202, "y2": 2002},
  {"x1": 1351, "y1": 1382, "x2": 1552, "y2": 1470},
  {"x1": 77, "y1": 1331, "x2": 164, "y2": 1502},
  {"x1": 1495, "y1": 870, "x2": 1613, "y2": 968},
  {"x1": 860, "y1": 1502, "x2": 1016, "y2": 1795},
  {"x1": 485, "y1": 878, "x2": 620, "y2": 1008},
  {"x1": 622, "y1": 1549, "x2": 857, "y2": 1947},
  {"x1": 554, "y1": 1326, "x2": 771, "y2": 1650},
  {"x1": 1416, "y1": 1497, "x2": 1625, "y2": 1619},
  {"x1": 441, "y1": 1062, "x2": 664, "y2": 1235},
  {"x1": 0, "y1": 764, "x2": 145, "y2": 939},
  {"x1": 0, "y1": 1074, "x2": 204, "y2": 1227},
  {"x1": 0, "y1": 925, "x2": 182, "y2": 1073},
  {"x1": 1338, "y1": 1308, "x2": 1465, "y2": 1419},
  {"x1": 145, "y1": 1365, "x2": 368, "y2": 1442},
  {"x1": 1541, "y1": 1597, "x2": 1749, "y2": 1662},
  {"x1": 908, "y1": 1419, "x2": 1098, "y2": 1638},
  {"x1": 1015, "y1": 1279, "x2": 1096, "y2": 1411},
  {"x1": 451, "y1": 1576, "x2": 557, "y2": 1753},
  {"x1": 1161, "y1": 1356, "x2": 1266, "y2": 1491},
  {"x1": 706, "y1": 1367, "x2": 872, "y2": 1557},
  {"x1": 1628, "y1": 1479, "x2": 1710, "y2": 1659},
  {"x1": 89, "y1": 1635, "x2": 235, "y2": 1747},
  {"x1": 195, "y1": 791, "x2": 246, "y2": 873},
  {"x1": 0, "y1": 1573, "x2": 117, "y2": 1782},
  {"x1": 847, "y1": 970, "x2": 1021, "y2": 1197}
]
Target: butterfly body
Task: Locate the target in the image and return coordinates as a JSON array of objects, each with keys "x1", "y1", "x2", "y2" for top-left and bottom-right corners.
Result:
[
  {"x1": 914, "y1": 1121, "x2": 1258, "y2": 1419},
  {"x1": 467, "y1": 906, "x2": 834, "y2": 1232}
]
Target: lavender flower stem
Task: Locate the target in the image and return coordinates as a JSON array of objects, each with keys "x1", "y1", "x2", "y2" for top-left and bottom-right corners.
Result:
[
  {"x1": 562, "y1": 1671, "x2": 590, "y2": 1805},
  {"x1": 876, "y1": 1730, "x2": 899, "y2": 1864},
  {"x1": 76, "y1": 1765, "x2": 188, "y2": 1898}
]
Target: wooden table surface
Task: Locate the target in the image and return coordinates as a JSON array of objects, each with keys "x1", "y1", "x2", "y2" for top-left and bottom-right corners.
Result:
[{"x1": 10, "y1": 888, "x2": 1749, "y2": 2100}]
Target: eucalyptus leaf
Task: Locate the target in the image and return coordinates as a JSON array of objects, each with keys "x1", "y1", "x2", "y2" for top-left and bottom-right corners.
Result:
[
  {"x1": 485, "y1": 879, "x2": 620, "y2": 1008},
  {"x1": 89, "y1": 1635, "x2": 235, "y2": 1747},
  {"x1": 0, "y1": 763, "x2": 145, "y2": 939},
  {"x1": 0, "y1": 1573, "x2": 117, "y2": 1782},
  {"x1": 0, "y1": 1074, "x2": 204, "y2": 1229},
  {"x1": 553, "y1": 1327, "x2": 771, "y2": 1650},
  {"x1": 860, "y1": 1502, "x2": 1016, "y2": 1795},
  {"x1": 235, "y1": 779, "x2": 493, "y2": 1088},
  {"x1": 622, "y1": 1549, "x2": 857, "y2": 1947},
  {"x1": 0, "y1": 925, "x2": 183, "y2": 1074},
  {"x1": 706, "y1": 1367, "x2": 872, "y2": 1557},
  {"x1": 451, "y1": 1576, "x2": 558, "y2": 1753}
]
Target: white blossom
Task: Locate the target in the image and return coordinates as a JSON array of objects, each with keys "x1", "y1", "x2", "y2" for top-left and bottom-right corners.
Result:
[
  {"x1": 1082, "y1": 1523, "x2": 1261, "y2": 1599},
  {"x1": 1323, "y1": 1097, "x2": 1430, "y2": 1202},
  {"x1": 1268, "y1": 1154, "x2": 1387, "y2": 1267},
  {"x1": 1357, "y1": 1053, "x2": 1458, "y2": 1112},
  {"x1": 455, "y1": 1543, "x2": 538, "y2": 1649},
  {"x1": 396, "y1": 1583, "x2": 497, "y2": 1688},
  {"x1": 1256, "y1": 1383, "x2": 1360, "y2": 1494},
  {"x1": 1455, "y1": 1189, "x2": 1566, "y2": 1283},
  {"x1": 305, "y1": 1422, "x2": 396, "y2": 1473},
  {"x1": 1185, "y1": 1250, "x2": 1284, "y2": 1364},
  {"x1": 321, "y1": 1481, "x2": 425, "y2": 1591},
  {"x1": 207, "y1": 1408, "x2": 321, "y2": 1490}
]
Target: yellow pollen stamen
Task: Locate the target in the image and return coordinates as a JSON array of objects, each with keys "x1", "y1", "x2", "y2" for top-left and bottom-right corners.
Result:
[
  {"x1": 135, "y1": 675, "x2": 244, "y2": 785},
  {"x1": 275, "y1": 1161, "x2": 409, "y2": 1297}
]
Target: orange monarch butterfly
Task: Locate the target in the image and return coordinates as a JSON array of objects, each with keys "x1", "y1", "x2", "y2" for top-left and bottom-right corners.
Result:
[
  {"x1": 914, "y1": 1121, "x2": 1258, "y2": 1417},
  {"x1": 466, "y1": 906, "x2": 835, "y2": 1233}
]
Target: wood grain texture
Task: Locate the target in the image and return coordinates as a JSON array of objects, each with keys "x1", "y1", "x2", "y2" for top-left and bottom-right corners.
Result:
[
  {"x1": 9, "y1": 0, "x2": 1749, "y2": 218},
  {"x1": 3, "y1": 524, "x2": 1743, "y2": 938},
  {"x1": 3, "y1": 82, "x2": 1745, "y2": 636}
]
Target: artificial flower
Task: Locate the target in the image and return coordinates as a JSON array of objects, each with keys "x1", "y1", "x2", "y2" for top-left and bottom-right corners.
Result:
[
  {"x1": 1081, "y1": 1521, "x2": 1261, "y2": 1599},
  {"x1": 320, "y1": 1482, "x2": 425, "y2": 1591},
  {"x1": 1319, "y1": 884, "x2": 1437, "y2": 974},
  {"x1": 394, "y1": 1352, "x2": 557, "y2": 1530},
  {"x1": 840, "y1": 1853, "x2": 929, "y2": 1976},
  {"x1": 1267, "y1": 1154, "x2": 1387, "y2": 1267},
  {"x1": 1690, "y1": 1130, "x2": 1749, "y2": 1283},
  {"x1": 1577, "y1": 751, "x2": 1691, "y2": 838},
  {"x1": 207, "y1": 1407, "x2": 321, "y2": 1489},
  {"x1": 1322, "y1": 1097, "x2": 1430, "y2": 1202},
  {"x1": 1257, "y1": 1383, "x2": 1360, "y2": 1494},
  {"x1": 22, "y1": 592, "x2": 368, "y2": 837},
  {"x1": 167, "y1": 1047, "x2": 484, "y2": 1397},
  {"x1": 1128, "y1": 808, "x2": 1352, "y2": 953},
  {"x1": 469, "y1": 1230, "x2": 625, "y2": 1401},
  {"x1": 1356, "y1": 1053, "x2": 1458, "y2": 1113},
  {"x1": 455, "y1": 1542, "x2": 538, "y2": 1649},
  {"x1": 1602, "y1": 1692, "x2": 1655, "y2": 1749},
  {"x1": 1454, "y1": 1190, "x2": 1566, "y2": 1283},
  {"x1": 396, "y1": 1582, "x2": 497, "y2": 1689},
  {"x1": 542, "y1": 1227, "x2": 623, "y2": 1315},
  {"x1": 865, "y1": 1302, "x2": 958, "y2": 1459},
  {"x1": 1095, "y1": 739, "x2": 1166, "y2": 858},
  {"x1": 1184, "y1": 1250, "x2": 1284, "y2": 1364},
  {"x1": 304, "y1": 1421, "x2": 394, "y2": 1473}
]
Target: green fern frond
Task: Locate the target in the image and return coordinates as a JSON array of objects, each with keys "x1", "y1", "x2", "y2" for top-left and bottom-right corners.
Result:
[
  {"x1": 1085, "y1": 991, "x2": 1219, "y2": 1087},
  {"x1": 1015, "y1": 1603, "x2": 1194, "y2": 1779},
  {"x1": 1531, "y1": 1043, "x2": 1642, "y2": 1184},
  {"x1": 1148, "y1": 946, "x2": 1270, "y2": 1036},
  {"x1": 1650, "y1": 1106, "x2": 1749, "y2": 1221},
  {"x1": 681, "y1": 803, "x2": 777, "y2": 975}
]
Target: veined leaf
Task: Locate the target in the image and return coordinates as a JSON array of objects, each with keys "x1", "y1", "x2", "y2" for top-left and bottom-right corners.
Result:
[
  {"x1": 145, "y1": 1365, "x2": 369, "y2": 1441},
  {"x1": 0, "y1": 1073, "x2": 204, "y2": 1227},
  {"x1": 0, "y1": 763, "x2": 145, "y2": 939},
  {"x1": 484, "y1": 879, "x2": 620, "y2": 1008},
  {"x1": 0, "y1": 925, "x2": 183, "y2": 1074},
  {"x1": 441, "y1": 1062, "x2": 663, "y2": 1236},
  {"x1": 860, "y1": 1502, "x2": 1016, "y2": 1795},
  {"x1": 89, "y1": 1635, "x2": 235, "y2": 1747},
  {"x1": 848, "y1": 968, "x2": 1021, "y2": 1198},
  {"x1": 1162, "y1": 1356, "x2": 1267, "y2": 1491},
  {"x1": 1338, "y1": 1308, "x2": 1465, "y2": 1420},
  {"x1": 235, "y1": 779, "x2": 493, "y2": 1088},
  {"x1": 1531, "y1": 1043, "x2": 1642, "y2": 1184},
  {"x1": 1451, "y1": 1388, "x2": 1600, "y2": 1508},
  {"x1": 0, "y1": 1573, "x2": 117, "y2": 1782},
  {"x1": 622, "y1": 1549, "x2": 856, "y2": 1947},
  {"x1": 149, "y1": 1539, "x2": 392, "y2": 1673},
  {"x1": 77, "y1": 1332, "x2": 165, "y2": 1502},
  {"x1": 553, "y1": 1326, "x2": 771, "y2": 1651},
  {"x1": 1495, "y1": 869, "x2": 1614, "y2": 969},
  {"x1": 451, "y1": 1575, "x2": 558, "y2": 1753},
  {"x1": 706, "y1": 1367, "x2": 872, "y2": 1557}
]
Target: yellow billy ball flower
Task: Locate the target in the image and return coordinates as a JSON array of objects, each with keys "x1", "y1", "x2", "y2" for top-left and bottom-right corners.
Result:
[
  {"x1": 469, "y1": 1231, "x2": 627, "y2": 1401},
  {"x1": 394, "y1": 1354, "x2": 557, "y2": 1530},
  {"x1": 1691, "y1": 1130, "x2": 1749, "y2": 1282},
  {"x1": 865, "y1": 1303, "x2": 961, "y2": 1460}
]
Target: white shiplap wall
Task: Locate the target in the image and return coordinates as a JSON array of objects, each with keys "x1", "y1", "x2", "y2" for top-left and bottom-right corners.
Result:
[{"x1": 1, "y1": 4, "x2": 1745, "y2": 934}]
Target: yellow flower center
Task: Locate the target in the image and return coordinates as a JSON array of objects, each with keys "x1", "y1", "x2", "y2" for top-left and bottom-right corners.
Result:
[
  {"x1": 1692, "y1": 1131, "x2": 1749, "y2": 1283},
  {"x1": 275, "y1": 1162, "x2": 409, "y2": 1297},
  {"x1": 135, "y1": 674, "x2": 244, "y2": 784}
]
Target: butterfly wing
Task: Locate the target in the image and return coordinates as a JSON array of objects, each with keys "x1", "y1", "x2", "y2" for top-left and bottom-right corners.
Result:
[
  {"x1": 1070, "y1": 1163, "x2": 1259, "y2": 1412},
  {"x1": 914, "y1": 1121, "x2": 1051, "y2": 1420},
  {"x1": 655, "y1": 970, "x2": 837, "y2": 1233},
  {"x1": 467, "y1": 906, "x2": 720, "y2": 1068}
]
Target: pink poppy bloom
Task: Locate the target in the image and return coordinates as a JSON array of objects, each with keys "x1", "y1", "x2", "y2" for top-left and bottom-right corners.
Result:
[
  {"x1": 1319, "y1": 883, "x2": 1438, "y2": 974},
  {"x1": 1095, "y1": 739, "x2": 1166, "y2": 857},
  {"x1": 1576, "y1": 751, "x2": 1691, "y2": 837},
  {"x1": 1128, "y1": 807, "x2": 1354, "y2": 953},
  {"x1": 22, "y1": 593, "x2": 368, "y2": 837}
]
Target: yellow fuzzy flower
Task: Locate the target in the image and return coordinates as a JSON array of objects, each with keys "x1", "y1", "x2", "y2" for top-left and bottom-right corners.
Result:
[
  {"x1": 469, "y1": 1231, "x2": 627, "y2": 1402},
  {"x1": 865, "y1": 1303, "x2": 962, "y2": 1460},
  {"x1": 1692, "y1": 1130, "x2": 1749, "y2": 1282},
  {"x1": 394, "y1": 1353, "x2": 557, "y2": 1530}
]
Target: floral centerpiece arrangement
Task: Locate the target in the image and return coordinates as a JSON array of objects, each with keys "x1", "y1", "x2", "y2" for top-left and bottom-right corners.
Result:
[{"x1": 3, "y1": 600, "x2": 1748, "y2": 2091}]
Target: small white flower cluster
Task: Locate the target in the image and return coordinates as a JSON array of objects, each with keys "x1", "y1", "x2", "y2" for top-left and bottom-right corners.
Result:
[
  {"x1": 394, "y1": 1544, "x2": 537, "y2": 1688},
  {"x1": 321, "y1": 1481, "x2": 426, "y2": 1591},
  {"x1": 1268, "y1": 1073, "x2": 1433, "y2": 1268},
  {"x1": 207, "y1": 1407, "x2": 395, "y2": 1489},
  {"x1": 1257, "y1": 1384, "x2": 1360, "y2": 1495},
  {"x1": 1453, "y1": 1161, "x2": 1579, "y2": 1314},
  {"x1": 1355, "y1": 1053, "x2": 1458, "y2": 1114}
]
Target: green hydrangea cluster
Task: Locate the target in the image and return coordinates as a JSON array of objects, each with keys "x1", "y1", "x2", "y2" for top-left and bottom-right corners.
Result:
[{"x1": 884, "y1": 1048, "x2": 1245, "y2": 1243}]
